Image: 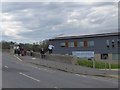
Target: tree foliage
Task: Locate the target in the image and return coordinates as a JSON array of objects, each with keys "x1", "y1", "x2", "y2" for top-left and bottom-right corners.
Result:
[{"x1": 0, "y1": 40, "x2": 49, "y2": 53}]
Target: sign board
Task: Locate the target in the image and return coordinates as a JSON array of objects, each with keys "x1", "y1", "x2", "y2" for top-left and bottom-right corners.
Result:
[{"x1": 72, "y1": 51, "x2": 94, "y2": 58}]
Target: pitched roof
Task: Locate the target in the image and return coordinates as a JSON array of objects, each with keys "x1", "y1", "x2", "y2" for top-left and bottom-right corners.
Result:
[{"x1": 49, "y1": 32, "x2": 120, "y2": 41}]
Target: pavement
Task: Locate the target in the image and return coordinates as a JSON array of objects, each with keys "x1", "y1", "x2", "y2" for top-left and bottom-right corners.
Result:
[
  {"x1": 19, "y1": 54, "x2": 119, "y2": 78},
  {"x1": 2, "y1": 52, "x2": 119, "y2": 88}
]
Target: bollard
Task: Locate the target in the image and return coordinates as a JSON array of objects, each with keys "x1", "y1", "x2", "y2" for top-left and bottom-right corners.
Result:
[{"x1": 92, "y1": 58, "x2": 95, "y2": 68}]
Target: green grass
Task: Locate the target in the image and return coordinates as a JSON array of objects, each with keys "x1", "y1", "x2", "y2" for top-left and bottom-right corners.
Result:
[{"x1": 77, "y1": 59, "x2": 120, "y2": 69}]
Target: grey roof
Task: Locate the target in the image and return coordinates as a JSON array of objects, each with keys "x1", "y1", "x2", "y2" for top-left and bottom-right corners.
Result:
[{"x1": 50, "y1": 32, "x2": 120, "y2": 41}]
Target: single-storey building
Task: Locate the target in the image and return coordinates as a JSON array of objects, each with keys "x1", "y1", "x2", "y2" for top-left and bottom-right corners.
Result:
[{"x1": 49, "y1": 32, "x2": 120, "y2": 61}]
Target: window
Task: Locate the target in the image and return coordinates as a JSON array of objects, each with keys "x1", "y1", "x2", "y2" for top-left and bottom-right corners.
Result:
[
  {"x1": 78, "y1": 41, "x2": 84, "y2": 47},
  {"x1": 112, "y1": 54, "x2": 120, "y2": 60},
  {"x1": 68, "y1": 42, "x2": 74, "y2": 47},
  {"x1": 65, "y1": 42, "x2": 68, "y2": 47},
  {"x1": 60, "y1": 42, "x2": 65, "y2": 47},
  {"x1": 101, "y1": 54, "x2": 108, "y2": 60},
  {"x1": 84, "y1": 40, "x2": 88, "y2": 47},
  {"x1": 88, "y1": 41, "x2": 94, "y2": 47},
  {"x1": 117, "y1": 39, "x2": 120, "y2": 47},
  {"x1": 106, "y1": 40, "x2": 109, "y2": 48},
  {"x1": 74, "y1": 41, "x2": 78, "y2": 47},
  {"x1": 112, "y1": 40, "x2": 115, "y2": 47}
]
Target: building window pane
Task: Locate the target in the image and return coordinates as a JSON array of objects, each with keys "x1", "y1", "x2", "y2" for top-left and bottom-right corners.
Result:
[
  {"x1": 112, "y1": 54, "x2": 120, "y2": 60},
  {"x1": 68, "y1": 42, "x2": 74, "y2": 47},
  {"x1": 101, "y1": 54, "x2": 108, "y2": 60},
  {"x1": 88, "y1": 41, "x2": 94, "y2": 47},
  {"x1": 74, "y1": 41, "x2": 78, "y2": 47},
  {"x1": 117, "y1": 39, "x2": 120, "y2": 47},
  {"x1": 65, "y1": 42, "x2": 68, "y2": 47},
  {"x1": 106, "y1": 40, "x2": 109, "y2": 48},
  {"x1": 78, "y1": 42, "x2": 84, "y2": 47},
  {"x1": 112, "y1": 40, "x2": 115, "y2": 47},
  {"x1": 60, "y1": 42, "x2": 65, "y2": 47},
  {"x1": 84, "y1": 40, "x2": 88, "y2": 47}
]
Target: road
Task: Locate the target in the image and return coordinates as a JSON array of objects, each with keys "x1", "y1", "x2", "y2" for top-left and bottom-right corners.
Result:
[{"x1": 2, "y1": 52, "x2": 118, "y2": 88}]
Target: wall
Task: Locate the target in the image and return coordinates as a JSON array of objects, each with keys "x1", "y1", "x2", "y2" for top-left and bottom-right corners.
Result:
[
  {"x1": 27, "y1": 51, "x2": 77, "y2": 65},
  {"x1": 25, "y1": 52, "x2": 117, "y2": 76},
  {"x1": 51, "y1": 36, "x2": 119, "y2": 61}
]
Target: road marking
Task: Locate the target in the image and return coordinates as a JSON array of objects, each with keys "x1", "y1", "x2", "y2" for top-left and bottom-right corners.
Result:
[
  {"x1": 75, "y1": 74, "x2": 81, "y2": 76},
  {"x1": 31, "y1": 66, "x2": 39, "y2": 69},
  {"x1": 14, "y1": 55, "x2": 22, "y2": 61},
  {"x1": 32, "y1": 58, "x2": 36, "y2": 60},
  {"x1": 19, "y1": 72, "x2": 40, "y2": 82},
  {"x1": 31, "y1": 65, "x2": 55, "y2": 73},
  {"x1": 54, "y1": 86, "x2": 58, "y2": 88},
  {"x1": 54, "y1": 86, "x2": 59, "y2": 89},
  {"x1": 4, "y1": 66, "x2": 8, "y2": 68},
  {"x1": 54, "y1": 86, "x2": 62, "y2": 90},
  {"x1": 75, "y1": 74, "x2": 87, "y2": 77}
]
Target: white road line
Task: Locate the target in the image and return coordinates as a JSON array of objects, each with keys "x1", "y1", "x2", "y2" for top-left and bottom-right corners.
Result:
[
  {"x1": 31, "y1": 66, "x2": 55, "y2": 73},
  {"x1": 4, "y1": 66, "x2": 8, "y2": 68},
  {"x1": 14, "y1": 55, "x2": 22, "y2": 61},
  {"x1": 75, "y1": 74, "x2": 81, "y2": 76},
  {"x1": 19, "y1": 72, "x2": 40, "y2": 82},
  {"x1": 75, "y1": 74, "x2": 87, "y2": 77},
  {"x1": 54, "y1": 86, "x2": 62, "y2": 90},
  {"x1": 32, "y1": 58, "x2": 36, "y2": 60},
  {"x1": 31, "y1": 66, "x2": 39, "y2": 69},
  {"x1": 54, "y1": 86, "x2": 58, "y2": 89},
  {"x1": 81, "y1": 75, "x2": 87, "y2": 77}
]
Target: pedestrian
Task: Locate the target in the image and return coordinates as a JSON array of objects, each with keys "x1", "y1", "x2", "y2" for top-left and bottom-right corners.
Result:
[
  {"x1": 30, "y1": 50, "x2": 33, "y2": 56},
  {"x1": 40, "y1": 48, "x2": 45, "y2": 58},
  {"x1": 14, "y1": 46, "x2": 17, "y2": 54},
  {"x1": 17, "y1": 48, "x2": 20, "y2": 56},
  {"x1": 48, "y1": 43, "x2": 54, "y2": 54}
]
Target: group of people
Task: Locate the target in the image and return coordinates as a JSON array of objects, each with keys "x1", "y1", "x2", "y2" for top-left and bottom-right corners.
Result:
[
  {"x1": 14, "y1": 43, "x2": 54, "y2": 58},
  {"x1": 14, "y1": 46, "x2": 27, "y2": 56}
]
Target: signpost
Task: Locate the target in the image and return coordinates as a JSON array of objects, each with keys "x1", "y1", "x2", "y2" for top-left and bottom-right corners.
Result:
[
  {"x1": 72, "y1": 51, "x2": 94, "y2": 58},
  {"x1": 72, "y1": 51, "x2": 95, "y2": 68}
]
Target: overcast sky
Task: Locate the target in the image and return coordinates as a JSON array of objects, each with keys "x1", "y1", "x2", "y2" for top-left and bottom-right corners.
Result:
[{"x1": 1, "y1": 1, "x2": 118, "y2": 43}]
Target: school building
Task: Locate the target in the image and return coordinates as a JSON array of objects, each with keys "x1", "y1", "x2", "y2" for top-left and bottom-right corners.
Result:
[{"x1": 49, "y1": 32, "x2": 120, "y2": 61}]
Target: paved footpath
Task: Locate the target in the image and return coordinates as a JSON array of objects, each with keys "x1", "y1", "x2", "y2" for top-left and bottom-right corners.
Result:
[{"x1": 19, "y1": 54, "x2": 119, "y2": 78}]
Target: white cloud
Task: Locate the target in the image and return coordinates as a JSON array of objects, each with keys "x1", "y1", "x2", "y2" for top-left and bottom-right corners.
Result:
[
  {"x1": 1, "y1": 12, "x2": 32, "y2": 39},
  {"x1": 1, "y1": 2, "x2": 118, "y2": 43}
]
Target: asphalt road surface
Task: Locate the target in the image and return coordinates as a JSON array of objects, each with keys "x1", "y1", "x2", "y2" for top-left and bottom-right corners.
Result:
[{"x1": 2, "y1": 52, "x2": 118, "y2": 88}]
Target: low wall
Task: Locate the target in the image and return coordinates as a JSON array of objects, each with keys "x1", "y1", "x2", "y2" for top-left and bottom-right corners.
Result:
[
  {"x1": 27, "y1": 51, "x2": 77, "y2": 65},
  {"x1": 23, "y1": 51, "x2": 118, "y2": 76},
  {"x1": 22, "y1": 56, "x2": 115, "y2": 76},
  {"x1": 1, "y1": 49, "x2": 10, "y2": 52}
]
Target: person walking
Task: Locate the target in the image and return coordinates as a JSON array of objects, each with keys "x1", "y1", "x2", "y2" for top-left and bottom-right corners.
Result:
[
  {"x1": 48, "y1": 44, "x2": 54, "y2": 54},
  {"x1": 17, "y1": 48, "x2": 21, "y2": 56},
  {"x1": 30, "y1": 50, "x2": 33, "y2": 56},
  {"x1": 40, "y1": 48, "x2": 45, "y2": 58}
]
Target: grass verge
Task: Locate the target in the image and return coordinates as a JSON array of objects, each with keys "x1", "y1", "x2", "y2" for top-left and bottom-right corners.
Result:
[{"x1": 77, "y1": 59, "x2": 120, "y2": 69}]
